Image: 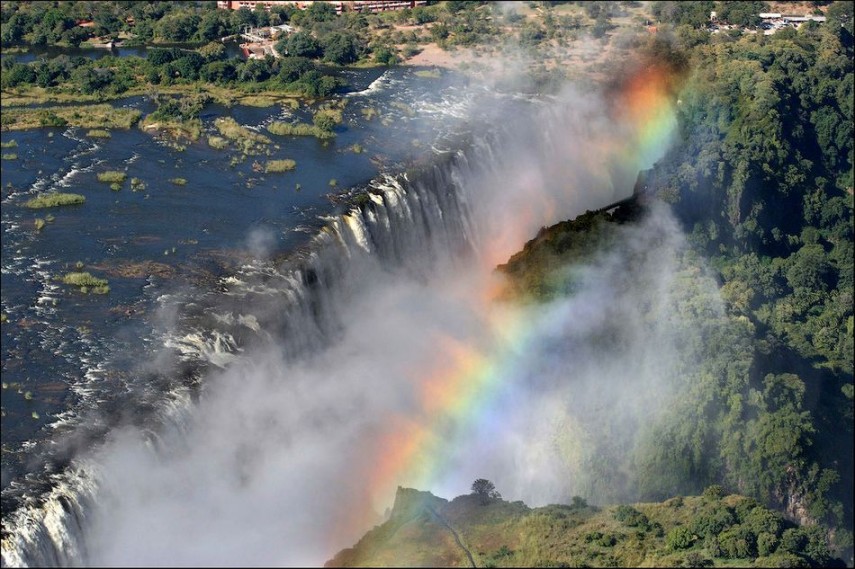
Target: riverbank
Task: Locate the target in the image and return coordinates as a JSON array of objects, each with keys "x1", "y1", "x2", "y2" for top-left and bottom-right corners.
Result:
[
  {"x1": 0, "y1": 82, "x2": 304, "y2": 110},
  {"x1": 1, "y1": 104, "x2": 141, "y2": 131}
]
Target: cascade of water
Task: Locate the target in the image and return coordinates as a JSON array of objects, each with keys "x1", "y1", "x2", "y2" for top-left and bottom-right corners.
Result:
[
  {"x1": 2, "y1": 87, "x2": 640, "y2": 566},
  {"x1": 0, "y1": 130, "x2": 494, "y2": 568}
]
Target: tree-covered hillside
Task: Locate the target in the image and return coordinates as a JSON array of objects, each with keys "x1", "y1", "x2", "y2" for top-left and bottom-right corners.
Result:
[
  {"x1": 498, "y1": 5, "x2": 853, "y2": 560},
  {"x1": 327, "y1": 485, "x2": 841, "y2": 567},
  {"x1": 647, "y1": 0, "x2": 853, "y2": 530}
]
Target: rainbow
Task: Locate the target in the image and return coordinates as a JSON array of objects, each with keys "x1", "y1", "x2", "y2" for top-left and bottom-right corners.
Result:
[
  {"x1": 615, "y1": 63, "x2": 682, "y2": 172},
  {"x1": 344, "y1": 61, "x2": 683, "y2": 536}
]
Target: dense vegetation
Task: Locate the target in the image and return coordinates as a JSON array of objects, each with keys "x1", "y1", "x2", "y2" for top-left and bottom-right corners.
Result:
[
  {"x1": 500, "y1": 3, "x2": 853, "y2": 560},
  {"x1": 2, "y1": 0, "x2": 851, "y2": 563},
  {"x1": 328, "y1": 486, "x2": 841, "y2": 567},
  {"x1": 23, "y1": 192, "x2": 86, "y2": 209},
  {"x1": 0, "y1": 1, "x2": 648, "y2": 106}
]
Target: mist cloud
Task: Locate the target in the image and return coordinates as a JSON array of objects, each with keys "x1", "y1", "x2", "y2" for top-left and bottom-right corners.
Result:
[{"x1": 77, "y1": 62, "x2": 699, "y2": 567}]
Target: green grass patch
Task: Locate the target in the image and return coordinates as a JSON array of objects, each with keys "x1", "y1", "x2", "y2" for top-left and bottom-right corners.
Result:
[
  {"x1": 1, "y1": 105, "x2": 141, "y2": 131},
  {"x1": 169, "y1": 177, "x2": 187, "y2": 186},
  {"x1": 34, "y1": 218, "x2": 46, "y2": 231},
  {"x1": 266, "y1": 121, "x2": 335, "y2": 140},
  {"x1": 214, "y1": 117, "x2": 270, "y2": 154},
  {"x1": 97, "y1": 171, "x2": 126, "y2": 184},
  {"x1": 23, "y1": 192, "x2": 85, "y2": 209},
  {"x1": 60, "y1": 272, "x2": 108, "y2": 287},
  {"x1": 265, "y1": 159, "x2": 297, "y2": 173},
  {"x1": 214, "y1": 117, "x2": 270, "y2": 142},
  {"x1": 414, "y1": 69, "x2": 442, "y2": 79},
  {"x1": 238, "y1": 95, "x2": 278, "y2": 107},
  {"x1": 140, "y1": 116, "x2": 202, "y2": 141},
  {"x1": 130, "y1": 178, "x2": 145, "y2": 192},
  {"x1": 86, "y1": 129, "x2": 111, "y2": 138},
  {"x1": 360, "y1": 107, "x2": 379, "y2": 120},
  {"x1": 207, "y1": 135, "x2": 229, "y2": 150}
]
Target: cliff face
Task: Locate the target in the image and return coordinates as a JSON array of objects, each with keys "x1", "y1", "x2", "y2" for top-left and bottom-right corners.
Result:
[
  {"x1": 324, "y1": 487, "x2": 468, "y2": 568},
  {"x1": 326, "y1": 488, "x2": 839, "y2": 568}
]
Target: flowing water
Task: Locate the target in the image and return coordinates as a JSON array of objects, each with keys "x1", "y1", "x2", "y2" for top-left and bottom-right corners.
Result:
[{"x1": 1, "y1": 66, "x2": 655, "y2": 566}]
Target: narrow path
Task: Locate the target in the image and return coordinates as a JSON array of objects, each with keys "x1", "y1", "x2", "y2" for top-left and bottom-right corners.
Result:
[{"x1": 425, "y1": 505, "x2": 477, "y2": 568}]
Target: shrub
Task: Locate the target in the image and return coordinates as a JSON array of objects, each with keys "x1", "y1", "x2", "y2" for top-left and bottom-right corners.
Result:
[
  {"x1": 702, "y1": 485, "x2": 725, "y2": 500},
  {"x1": 613, "y1": 505, "x2": 649, "y2": 529},
  {"x1": 1, "y1": 153, "x2": 17, "y2": 160},
  {"x1": 402, "y1": 44, "x2": 421, "y2": 58},
  {"x1": 215, "y1": 117, "x2": 269, "y2": 142},
  {"x1": 743, "y1": 507, "x2": 784, "y2": 538},
  {"x1": 97, "y1": 171, "x2": 126, "y2": 184},
  {"x1": 690, "y1": 506, "x2": 736, "y2": 538},
  {"x1": 169, "y1": 178, "x2": 187, "y2": 186},
  {"x1": 60, "y1": 272, "x2": 108, "y2": 287},
  {"x1": 718, "y1": 525, "x2": 756, "y2": 559},
  {"x1": 681, "y1": 552, "x2": 713, "y2": 567},
  {"x1": 0, "y1": 140, "x2": 17, "y2": 148},
  {"x1": 34, "y1": 218, "x2": 46, "y2": 231},
  {"x1": 38, "y1": 111, "x2": 68, "y2": 127},
  {"x1": 667, "y1": 527, "x2": 695, "y2": 551},
  {"x1": 24, "y1": 193, "x2": 85, "y2": 209},
  {"x1": 267, "y1": 121, "x2": 334, "y2": 140},
  {"x1": 753, "y1": 553, "x2": 805, "y2": 568},
  {"x1": 86, "y1": 129, "x2": 111, "y2": 138},
  {"x1": 757, "y1": 532, "x2": 779, "y2": 556},
  {"x1": 778, "y1": 529, "x2": 808, "y2": 555},
  {"x1": 207, "y1": 135, "x2": 228, "y2": 149},
  {"x1": 313, "y1": 108, "x2": 342, "y2": 132},
  {"x1": 214, "y1": 117, "x2": 271, "y2": 154}
]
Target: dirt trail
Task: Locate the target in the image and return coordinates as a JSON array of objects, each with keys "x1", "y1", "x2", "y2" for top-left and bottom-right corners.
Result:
[{"x1": 426, "y1": 505, "x2": 477, "y2": 568}]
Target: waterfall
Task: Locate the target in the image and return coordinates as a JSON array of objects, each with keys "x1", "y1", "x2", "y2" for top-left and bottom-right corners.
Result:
[
  {"x1": 2, "y1": 87, "x2": 640, "y2": 566},
  {"x1": 0, "y1": 132, "x2": 494, "y2": 568}
]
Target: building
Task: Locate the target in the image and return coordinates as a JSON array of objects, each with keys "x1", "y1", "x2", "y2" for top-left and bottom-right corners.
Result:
[
  {"x1": 218, "y1": 1, "x2": 315, "y2": 10},
  {"x1": 782, "y1": 15, "x2": 826, "y2": 23},
  {"x1": 346, "y1": 1, "x2": 427, "y2": 12},
  {"x1": 217, "y1": 1, "x2": 426, "y2": 13}
]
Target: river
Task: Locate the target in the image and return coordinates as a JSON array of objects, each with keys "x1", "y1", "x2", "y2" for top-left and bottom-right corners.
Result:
[
  {"x1": 1, "y1": 53, "x2": 659, "y2": 564},
  {"x1": 0, "y1": 65, "x2": 497, "y2": 543}
]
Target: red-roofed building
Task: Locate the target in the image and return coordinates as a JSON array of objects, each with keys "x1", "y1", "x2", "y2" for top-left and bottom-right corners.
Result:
[{"x1": 217, "y1": 1, "x2": 425, "y2": 13}]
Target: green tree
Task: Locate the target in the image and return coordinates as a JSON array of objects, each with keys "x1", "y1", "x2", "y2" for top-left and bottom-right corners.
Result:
[
  {"x1": 471, "y1": 479, "x2": 501, "y2": 502},
  {"x1": 717, "y1": 1, "x2": 769, "y2": 27},
  {"x1": 284, "y1": 31, "x2": 321, "y2": 58},
  {"x1": 278, "y1": 56, "x2": 313, "y2": 83},
  {"x1": 373, "y1": 45, "x2": 398, "y2": 66},
  {"x1": 666, "y1": 527, "x2": 695, "y2": 551},
  {"x1": 321, "y1": 31, "x2": 362, "y2": 64}
]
